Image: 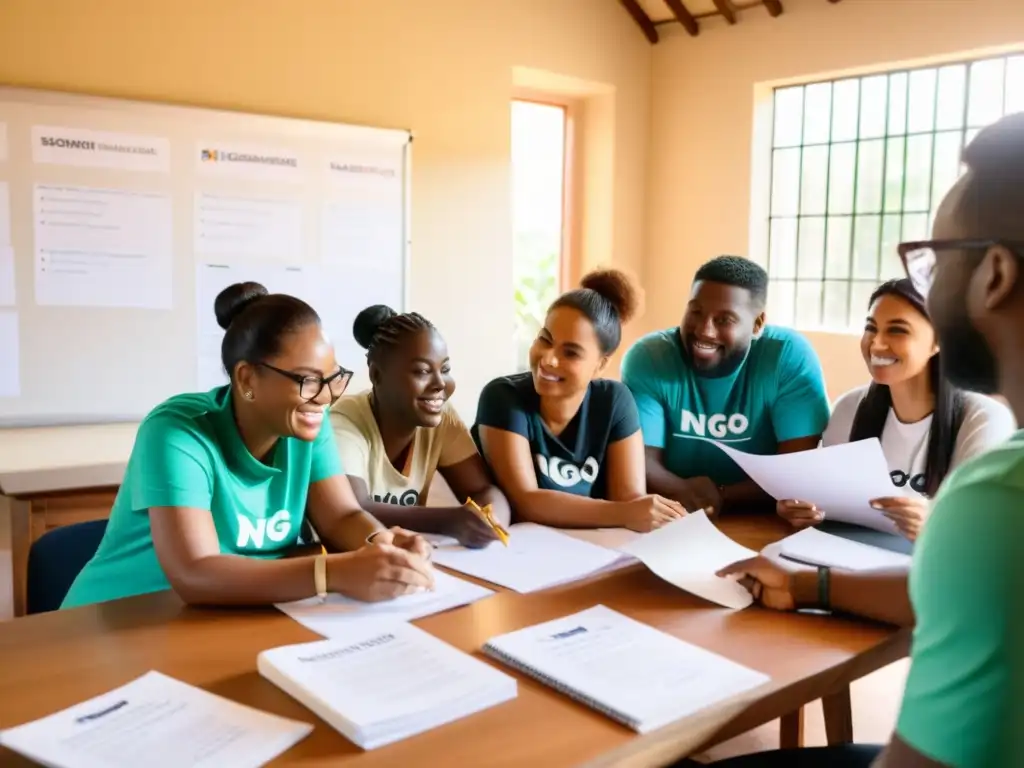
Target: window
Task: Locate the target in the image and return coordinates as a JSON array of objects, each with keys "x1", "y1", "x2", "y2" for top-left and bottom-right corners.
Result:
[
  {"x1": 764, "y1": 53, "x2": 1024, "y2": 332},
  {"x1": 511, "y1": 100, "x2": 567, "y2": 371}
]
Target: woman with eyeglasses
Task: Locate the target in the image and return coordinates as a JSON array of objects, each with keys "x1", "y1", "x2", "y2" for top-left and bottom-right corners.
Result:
[
  {"x1": 329, "y1": 305, "x2": 511, "y2": 548},
  {"x1": 62, "y1": 282, "x2": 434, "y2": 609},
  {"x1": 777, "y1": 277, "x2": 1015, "y2": 541}
]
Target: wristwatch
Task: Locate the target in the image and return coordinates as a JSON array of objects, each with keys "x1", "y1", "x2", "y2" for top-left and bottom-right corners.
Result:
[{"x1": 816, "y1": 565, "x2": 831, "y2": 611}]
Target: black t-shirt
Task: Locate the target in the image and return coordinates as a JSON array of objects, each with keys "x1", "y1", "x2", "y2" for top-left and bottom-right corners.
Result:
[{"x1": 472, "y1": 372, "x2": 641, "y2": 499}]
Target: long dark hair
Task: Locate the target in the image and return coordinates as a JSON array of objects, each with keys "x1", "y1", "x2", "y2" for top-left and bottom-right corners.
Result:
[{"x1": 848, "y1": 278, "x2": 966, "y2": 497}]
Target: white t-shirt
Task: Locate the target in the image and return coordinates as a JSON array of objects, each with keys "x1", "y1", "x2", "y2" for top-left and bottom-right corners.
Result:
[
  {"x1": 329, "y1": 391, "x2": 478, "y2": 506},
  {"x1": 822, "y1": 385, "x2": 1017, "y2": 497}
]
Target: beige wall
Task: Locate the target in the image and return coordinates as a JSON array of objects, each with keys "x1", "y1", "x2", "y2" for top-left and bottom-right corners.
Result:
[
  {"x1": 646, "y1": 0, "x2": 1024, "y2": 401},
  {"x1": 0, "y1": 0, "x2": 651, "y2": 412}
]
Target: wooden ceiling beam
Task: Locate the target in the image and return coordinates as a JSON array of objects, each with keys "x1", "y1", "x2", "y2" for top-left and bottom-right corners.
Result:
[
  {"x1": 617, "y1": 0, "x2": 659, "y2": 43},
  {"x1": 763, "y1": 0, "x2": 783, "y2": 17},
  {"x1": 713, "y1": 0, "x2": 737, "y2": 24},
  {"x1": 664, "y1": 0, "x2": 700, "y2": 36}
]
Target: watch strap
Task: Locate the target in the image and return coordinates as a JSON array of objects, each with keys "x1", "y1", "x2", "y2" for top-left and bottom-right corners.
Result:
[{"x1": 817, "y1": 565, "x2": 831, "y2": 611}]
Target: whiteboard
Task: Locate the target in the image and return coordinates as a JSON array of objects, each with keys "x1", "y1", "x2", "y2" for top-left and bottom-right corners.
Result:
[{"x1": 0, "y1": 87, "x2": 410, "y2": 426}]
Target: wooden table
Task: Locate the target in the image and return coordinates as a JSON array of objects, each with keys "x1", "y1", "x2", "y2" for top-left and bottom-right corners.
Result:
[{"x1": 0, "y1": 515, "x2": 910, "y2": 767}]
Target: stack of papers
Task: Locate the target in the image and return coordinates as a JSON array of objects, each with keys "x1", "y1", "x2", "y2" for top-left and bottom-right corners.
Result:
[
  {"x1": 772, "y1": 527, "x2": 912, "y2": 571},
  {"x1": 0, "y1": 671, "x2": 312, "y2": 767},
  {"x1": 483, "y1": 605, "x2": 769, "y2": 733},
  {"x1": 620, "y1": 510, "x2": 757, "y2": 609},
  {"x1": 431, "y1": 522, "x2": 628, "y2": 592},
  {"x1": 258, "y1": 622, "x2": 517, "y2": 750},
  {"x1": 275, "y1": 569, "x2": 493, "y2": 638}
]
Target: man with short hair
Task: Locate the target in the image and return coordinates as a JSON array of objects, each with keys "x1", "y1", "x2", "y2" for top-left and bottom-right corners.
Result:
[
  {"x1": 621, "y1": 255, "x2": 830, "y2": 514},
  {"x1": 698, "y1": 112, "x2": 1024, "y2": 767}
]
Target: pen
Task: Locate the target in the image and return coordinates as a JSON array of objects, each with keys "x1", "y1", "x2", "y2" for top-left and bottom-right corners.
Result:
[{"x1": 466, "y1": 497, "x2": 510, "y2": 546}]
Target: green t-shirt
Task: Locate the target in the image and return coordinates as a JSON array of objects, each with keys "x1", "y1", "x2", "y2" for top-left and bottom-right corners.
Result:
[
  {"x1": 61, "y1": 386, "x2": 342, "y2": 609},
  {"x1": 896, "y1": 430, "x2": 1024, "y2": 766}
]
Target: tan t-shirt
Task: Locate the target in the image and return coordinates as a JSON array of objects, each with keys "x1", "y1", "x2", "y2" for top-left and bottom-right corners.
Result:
[{"x1": 329, "y1": 391, "x2": 478, "y2": 506}]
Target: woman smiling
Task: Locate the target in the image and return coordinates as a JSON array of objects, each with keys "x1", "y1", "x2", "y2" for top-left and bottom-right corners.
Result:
[{"x1": 777, "y1": 278, "x2": 1015, "y2": 541}]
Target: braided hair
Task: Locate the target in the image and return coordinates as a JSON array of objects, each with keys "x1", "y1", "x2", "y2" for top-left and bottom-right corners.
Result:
[{"x1": 353, "y1": 305, "x2": 435, "y2": 365}]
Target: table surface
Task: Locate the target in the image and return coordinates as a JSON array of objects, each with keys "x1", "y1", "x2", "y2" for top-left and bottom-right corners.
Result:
[{"x1": 0, "y1": 515, "x2": 910, "y2": 767}]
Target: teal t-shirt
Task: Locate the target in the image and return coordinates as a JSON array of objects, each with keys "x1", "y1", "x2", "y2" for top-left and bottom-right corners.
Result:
[
  {"x1": 620, "y1": 326, "x2": 829, "y2": 485},
  {"x1": 61, "y1": 386, "x2": 343, "y2": 609},
  {"x1": 896, "y1": 430, "x2": 1024, "y2": 767}
]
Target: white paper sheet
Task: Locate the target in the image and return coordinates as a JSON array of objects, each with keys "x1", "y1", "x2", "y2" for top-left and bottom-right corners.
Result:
[
  {"x1": 275, "y1": 570, "x2": 493, "y2": 638},
  {"x1": 431, "y1": 523, "x2": 626, "y2": 593},
  {"x1": 0, "y1": 246, "x2": 14, "y2": 307},
  {"x1": 619, "y1": 510, "x2": 757, "y2": 609},
  {"x1": 258, "y1": 623, "x2": 516, "y2": 750},
  {"x1": 773, "y1": 527, "x2": 912, "y2": 571},
  {"x1": 316, "y1": 262, "x2": 404, "y2": 372},
  {"x1": 33, "y1": 184, "x2": 173, "y2": 309},
  {"x1": 31, "y1": 125, "x2": 171, "y2": 173},
  {"x1": 194, "y1": 193, "x2": 303, "y2": 260},
  {"x1": 0, "y1": 311, "x2": 19, "y2": 398},
  {"x1": 0, "y1": 670, "x2": 312, "y2": 768},
  {"x1": 484, "y1": 605, "x2": 769, "y2": 734},
  {"x1": 196, "y1": 141, "x2": 303, "y2": 183},
  {"x1": 195, "y1": 261, "x2": 323, "y2": 390},
  {"x1": 0, "y1": 181, "x2": 10, "y2": 246},
  {"x1": 320, "y1": 196, "x2": 403, "y2": 269},
  {"x1": 0, "y1": 122, "x2": 7, "y2": 163},
  {"x1": 707, "y1": 439, "x2": 900, "y2": 534}
]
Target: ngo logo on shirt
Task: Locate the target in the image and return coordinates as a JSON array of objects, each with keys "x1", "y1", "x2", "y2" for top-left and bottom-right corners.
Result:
[
  {"x1": 675, "y1": 410, "x2": 750, "y2": 442},
  {"x1": 890, "y1": 470, "x2": 928, "y2": 495},
  {"x1": 374, "y1": 490, "x2": 421, "y2": 506},
  {"x1": 236, "y1": 509, "x2": 293, "y2": 549},
  {"x1": 536, "y1": 455, "x2": 599, "y2": 488}
]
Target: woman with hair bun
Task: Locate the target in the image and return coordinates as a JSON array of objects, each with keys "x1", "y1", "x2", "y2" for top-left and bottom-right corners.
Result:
[
  {"x1": 63, "y1": 282, "x2": 433, "y2": 610},
  {"x1": 330, "y1": 305, "x2": 511, "y2": 548},
  {"x1": 473, "y1": 269, "x2": 687, "y2": 531}
]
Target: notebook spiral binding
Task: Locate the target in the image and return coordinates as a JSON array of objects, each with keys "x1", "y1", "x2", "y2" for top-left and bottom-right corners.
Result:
[{"x1": 481, "y1": 644, "x2": 642, "y2": 733}]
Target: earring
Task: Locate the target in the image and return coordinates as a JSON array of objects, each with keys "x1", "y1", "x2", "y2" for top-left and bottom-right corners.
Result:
[{"x1": 244, "y1": 390, "x2": 254, "y2": 400}]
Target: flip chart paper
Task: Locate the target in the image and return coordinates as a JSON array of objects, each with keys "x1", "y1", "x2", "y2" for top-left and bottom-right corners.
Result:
[
  {"x1": 707, "y1": 438, "x2": 900, "y2": 534},
  {"x1": 620, "y1": 510, "x2": 756, "y2": 609}
]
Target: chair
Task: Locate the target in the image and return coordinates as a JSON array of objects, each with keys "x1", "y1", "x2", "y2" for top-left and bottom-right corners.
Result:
[{"x1": 26, "y1": 519, "x2": 108, "y2": 614}]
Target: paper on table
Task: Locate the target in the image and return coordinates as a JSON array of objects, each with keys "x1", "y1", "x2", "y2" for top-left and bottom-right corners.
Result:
[
  {"x1": 0, "y1": 311, "x2": 19, "y2": 398},
  {"x1": 0, "y1": 246, "x2": 14, "y2": 307},
  {"x1": 483, "y1": 605, "x2": 770, "y2": 734},
  {"x1": 619, "y1": 510, "x2": 756, "y2": 609},
  {"x1": 773, "y1": 527, "x2": 912, "y2": 572},
  {"x1": 706, "y1": 439, "x2": 900, "y2": 534},
  {"x1": 276, "y1": 569, "x2": 493, "y2": 638},
  {"x1": 0, "y1": 670, "x2": 312, "y2": 768},
  {"x1": 431, "y1": 523, "x2": 626, "y2": 593}
]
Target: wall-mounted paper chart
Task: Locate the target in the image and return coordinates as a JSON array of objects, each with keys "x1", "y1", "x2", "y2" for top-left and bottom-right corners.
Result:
[
  {"x1": 195, "y1": 193, "x2": 303, "y2": 260},
  {"x1": 196, "y1": 261, "x2": 323, "y2": 390},
  {"x1": 33, "y1": 184, "x2": 172, "y2": 309},
  {"x1": 0, "y1": 311, "x2": 19, "y2": 397}
]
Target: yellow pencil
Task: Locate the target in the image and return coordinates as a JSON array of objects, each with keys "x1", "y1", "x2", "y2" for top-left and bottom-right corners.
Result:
[{"x1": 466, "y1": 498, "x2": 510, "y2": 546}]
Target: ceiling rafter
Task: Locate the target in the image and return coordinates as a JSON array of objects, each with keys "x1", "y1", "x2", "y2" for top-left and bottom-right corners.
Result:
[
  {"x1": 664, "y1": 0, "x2": 700, "y2": 36},
  {"x1": 617, "y1": 0, "x2": 659, "y2": 43},
  {"x1": 713, "y1": 0, "x2": 737, "y2": 24}
]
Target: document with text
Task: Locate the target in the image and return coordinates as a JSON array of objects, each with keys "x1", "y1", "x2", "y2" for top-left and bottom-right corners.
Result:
[
  {"x1": 773, "y1": 527, "x2": 912, "y2": 571},
  {"x1": 0, "y1": 671, "x2": 312, "y2": 768},
  {"x1": 483, "y1": 605, "x2": 769, "y2": 733}
]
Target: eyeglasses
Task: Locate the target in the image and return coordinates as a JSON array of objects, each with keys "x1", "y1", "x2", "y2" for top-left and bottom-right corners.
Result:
[
  {"x1": 898, "y1": 239, "x2": 1024, "y2": 296},
  {"x1": 257, "y1": 362, "x2": 352, "y2": 403}
]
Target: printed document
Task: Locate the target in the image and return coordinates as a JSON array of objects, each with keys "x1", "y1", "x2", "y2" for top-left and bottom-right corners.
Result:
[
  {"x1": 431, "y1": 522, "x2": 627, "y2": 593},
  {"x1": 275, "y1": 569, "x2": 493, "y2": 638},
  {"x1": 620, "y1": 510, "x2": 757, "y2": 609},
  {"x1": 707, "y1": 439, "x2": 900, "y2": 534},
  {"x1": 483, "y1": 605, "x2": 769, "y2": 733},
  {"x1": 0, "y1": 670, "x2": 312, "y2": 768},
  {"x1": 773, "y1": 527, "x2": 912, "y2": 571}
]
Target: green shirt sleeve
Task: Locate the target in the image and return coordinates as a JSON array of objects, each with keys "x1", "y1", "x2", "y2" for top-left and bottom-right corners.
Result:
[
  {"x1": 621, "y1": 341, "x2": 668, "y2": 450},
  {"x1": 896, "y1": 483, "x2": 1022, "y2": 767},
  {"x1": 130, "y1": 414, "x2": 214, "y2": 510},
  {"x1": 309, "y1": 413, "x2": 343, "y2": 484}
]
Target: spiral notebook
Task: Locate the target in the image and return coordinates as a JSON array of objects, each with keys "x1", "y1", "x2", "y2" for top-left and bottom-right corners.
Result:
[{"x1": 482, "y1": 605, "x2": 769, "y2": 734}]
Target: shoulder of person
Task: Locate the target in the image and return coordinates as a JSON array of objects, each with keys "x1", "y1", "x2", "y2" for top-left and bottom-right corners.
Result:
[
  {"x1": 589, "y1": 377, "x2": 632, "y2": 401},
  {"x1": 622, "y1": 329, "x2": 677, "y2": 368},
  {"x1": 960, "y1": 392, "x2": 1018, "y2": 434},
  {"x1": 755, "y1": 325, "x2": 819, "y2": 365},
  {"x1": 830, "y1": 384, "x2": 871, "y2": 417},
  {"x1": 140, "y1": 388, "x2": 222, "y2": 440},
  {"x1": 479, "y1": 372, "x2": 533, "y2": 407},
  {"x1": 329, "y1": 391, "x2": 373, "y2": 426},
  {"x1": 439, "y1": 398, "x2": 472, "y2": 429},
  {"x1": 942, "y1": 430, "x2": 1024, "y2": 497}
]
